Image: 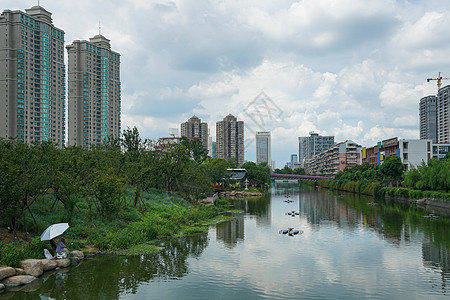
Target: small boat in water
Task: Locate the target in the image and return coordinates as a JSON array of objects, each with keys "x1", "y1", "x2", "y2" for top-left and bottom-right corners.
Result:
[
  {"x1": 279, "y1": 227, "x2": 303, "y2": 236},
  {"x1": 286, "y1": 210, "x2": 300, "y2": 216},
  {"x1": 423, "y1": 214, "x2": 439, "y2": 219}
]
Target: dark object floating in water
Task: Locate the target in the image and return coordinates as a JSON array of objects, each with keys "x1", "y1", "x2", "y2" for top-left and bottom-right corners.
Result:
[
  {"x1": 286, "y1": 211, "x2": 300, "y2": 216},
  {"x1": 279, "y1": 228, "x2": 303, "y2": 236},
  {"x1": 423, "y1": 214, "x2": 439, "y2": 219}
]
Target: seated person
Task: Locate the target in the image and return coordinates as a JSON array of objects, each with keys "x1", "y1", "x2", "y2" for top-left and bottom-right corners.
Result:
[
  {"x1": 50, "y1": 238, "x2": 57, "y2": 254},
  {"x1": 55, "y1": 237, "x2": 69, "y2": 256}
]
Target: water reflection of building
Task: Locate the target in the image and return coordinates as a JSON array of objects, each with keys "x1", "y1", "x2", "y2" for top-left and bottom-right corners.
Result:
[
  {"x1": 298, "y1": 190, "x2": 361, "y2": 230},
  {"x1": 422, "y1": 240, "x2": 450, "y2": 294},
  {"x1": 216, "y1": 215, "x2": 245, "y2": 248}
]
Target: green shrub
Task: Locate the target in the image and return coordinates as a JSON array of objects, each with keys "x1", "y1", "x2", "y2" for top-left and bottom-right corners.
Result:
[
  {"x1": 373, "y1": 183, "x2": 382, "y2": 197},
  {"x1": 118, "y1": 207, "x2": 143, "y2": 222},
  {"x1": 408, "y1": 189, "x2": 423, "y2": 199},
  {"x1": 0, "y1": 243, "x2": 24, "y2": 267},
  {"x1": 215, "y1": 199, "x2": 230, "y2": 207},
  {"x1": 0, "y1": 237, "x2": 48, "y2": 267},
  {"x1": 360, "y1": 182, "x2": 381, "y2": 197},
  {"x1": 395, "y1": 188, "x2": 410, "y2": 197},
  {"x1": 423, "y1": 190, "x2": 450, "y2": 200}
]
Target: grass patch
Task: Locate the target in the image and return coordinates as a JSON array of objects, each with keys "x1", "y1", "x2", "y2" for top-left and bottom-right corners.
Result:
[
  {"x1": 225, "y1": 209, "x2": 244, "y2": 214},
  {"x1": 201, "y1": 215, "x2": 236, "y2": 226},
  {"x1": 103, "y1": 243, "x2": 163, "y2": 256},
  {"x1": 179, "y1": 225, "x2": 209, "y2": 235}
]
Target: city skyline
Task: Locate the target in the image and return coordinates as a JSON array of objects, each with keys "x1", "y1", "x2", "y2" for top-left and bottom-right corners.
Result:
[{"x1": 2, "y1": 1, "x2": 449, "y2": 166}]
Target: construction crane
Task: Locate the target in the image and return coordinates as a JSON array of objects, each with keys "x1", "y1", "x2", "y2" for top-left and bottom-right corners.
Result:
[{"x1": 427, "y1": 72, "x2": 450, "y2": 89}]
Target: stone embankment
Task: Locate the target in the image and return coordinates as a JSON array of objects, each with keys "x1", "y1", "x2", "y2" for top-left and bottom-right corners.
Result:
[
  {"x1": 219, "y1": 190, "x2": 263, "y2": 199},
  {"x1": 415, "y1": 198, "x2": 450, "y2": 209},
  {"x1": 0, "y1": 250, "x2": 85, "y2": 291}
]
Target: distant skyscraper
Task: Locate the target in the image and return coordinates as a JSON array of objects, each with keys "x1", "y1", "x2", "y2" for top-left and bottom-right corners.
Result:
[
  {"x1": 419, "y1": 95, "x2": 437, "y2": 143},
  {"x1": 0, "y1": 6, "x2": 66, "y2": 147},
  {"x1": 298, "y1": 132, "x2": 334, "y2": 166},
  {"x1": 290, "y1": 154, "x2": 298, "y2": 168},
  {"x1": 256, "y1": 131, "x2": 271, "y2": 166},
  {"x1": 208, "y1": 129, "x2": 213, "y2": 157},
  {"x1": 180, "y1": 115, "x2": 208, "y2": 150},
  {"x1": 216, "y1": 114, "x2": 244, "y2": 165},
  {"x1": 437, "y1": 86, "x2": 450, "y2": 143},
  {"x1": 212, "y1": 141, "x2": 216, "y2": 158},
  {"x1": 66, "y1": 34, "x2": 121, "y2": 147}
]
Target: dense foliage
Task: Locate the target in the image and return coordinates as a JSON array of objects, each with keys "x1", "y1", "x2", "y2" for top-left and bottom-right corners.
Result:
[
  {"x1": 403, "y1": 156, "x2": 450, "y2": 192},
  {"x1": 241, "y1": 162, "x2": 272, "y2": 189},
  {"x1": 274, "y1": 166, "x2": 306, "y2": 175},
  {"x1": 0, "y1": 127, "x2": 272, "y2": 241},
  {"x1": 326, "y1": 154, "x2": 450, "y2": 199},
  {"x1": 0, "y1": 189, "x2": 228, "y2": 267}
]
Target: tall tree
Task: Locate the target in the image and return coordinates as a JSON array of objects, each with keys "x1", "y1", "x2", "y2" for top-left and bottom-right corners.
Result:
[
  {"x1": 379, "y1": 155, "x2": 405, "y2": 186},
  {"x1": 202, "y1": 158, "x2": 228, "y2": 185},
  {"x1": 122, "y1": 127, "x2": 151, "y2": 208},
  {"x1": 179, "y1": 136, "x2": 208, "y2": 164}
]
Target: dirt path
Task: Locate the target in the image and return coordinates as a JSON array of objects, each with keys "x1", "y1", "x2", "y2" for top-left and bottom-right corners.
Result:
[{"x1": 0, "y1": 227, "x2": 34, "y2": 244}]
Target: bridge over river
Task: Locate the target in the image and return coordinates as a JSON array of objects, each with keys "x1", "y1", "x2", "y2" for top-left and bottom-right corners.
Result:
[{"x1": 270, "y1": 173, "x2": 330, "y2": 181}]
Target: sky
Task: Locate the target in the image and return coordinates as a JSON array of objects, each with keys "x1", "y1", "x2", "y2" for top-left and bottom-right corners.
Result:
[{"x1": 4, "y1": 0, "x2": 450, "y2": 167}]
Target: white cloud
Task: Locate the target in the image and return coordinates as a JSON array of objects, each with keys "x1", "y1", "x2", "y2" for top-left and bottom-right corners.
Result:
[
  {"x1": 362, "y1": 125, "x2": 418, "y2": 144},
  {"x1": 393, "y1": 115, "x2": 417, "y2": 127},
  {"x1": 379, "y1": 82, "x2": 428, "y2": 109},
  {"x1": 3, "y1": 0, "x2": 447, "y2": 165}
]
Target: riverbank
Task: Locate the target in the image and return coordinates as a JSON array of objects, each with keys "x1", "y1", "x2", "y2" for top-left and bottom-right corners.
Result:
[
  {"x1": 219, "y1": 189, "x2": 264, "y2": 199},
  {"x1": 0, "y1": 250, "x2": 86, "y2": 291},
  {"x1": 0, "y1": 189, "x2": 232, "y2": 268},
  {"x1": 315, "y1": 180, "x2": 450, "y2": 209}
]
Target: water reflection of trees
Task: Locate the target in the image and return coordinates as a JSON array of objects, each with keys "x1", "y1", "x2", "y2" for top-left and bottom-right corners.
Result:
[
  {"x1": 301, "y1": 187, "x2": 450, "y2": 295},
  {"x1": 8, "y1": 234, "x2": 209, "y2": 299},
  {"x1": 231, "y1": 194, "x2": 270, "y2": 217},
  {"x1": 216, "y1": 215, "x2": 245, "y2": 248},
  {"x1": 423, "y1": 241, "x2": 450, "y2": 294}
]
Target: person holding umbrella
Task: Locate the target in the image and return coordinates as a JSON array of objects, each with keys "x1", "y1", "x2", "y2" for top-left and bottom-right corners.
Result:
[{"x1": 40, "y1": 223, "x2": 70, "y2": 258}]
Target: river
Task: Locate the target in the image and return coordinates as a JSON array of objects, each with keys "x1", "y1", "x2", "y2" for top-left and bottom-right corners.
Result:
[{"x1": 3, "y1": 183, "x2": 450, "y2": 299}]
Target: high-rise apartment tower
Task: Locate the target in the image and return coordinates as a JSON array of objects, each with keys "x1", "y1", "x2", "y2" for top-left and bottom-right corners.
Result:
[
  {"x1": 256, "y1": 131, "x2": 271, "y2": 167},
  {"x1": 298, "y1": 132, "x2": 334, "y2": 166},
  {"x1": 419, "y1": 95, "x2": 437, "y2": 143},
  {"x1": 66, "y1": 34, "x2": 121, "y2": 147},
  {"x1": 437, "y1": 86, "x2": 450, "y2": 143},
  {"x1": 216, "y1": 114, "x2": 244, "y2": 165},
  {"x1": 180, "y1": 115, "x2": 208, "y2": 150},
  {"x1": 0, "y1": 6, "x2": 66, "y2": 147},
  {"x1": 290, "y1": 154, "x2": 298, "y2": 168}
]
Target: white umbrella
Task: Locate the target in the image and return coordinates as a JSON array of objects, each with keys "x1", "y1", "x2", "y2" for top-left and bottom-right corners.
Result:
[{"x1": 40, "y1": 223, "x2": 69, "y2": 241}]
